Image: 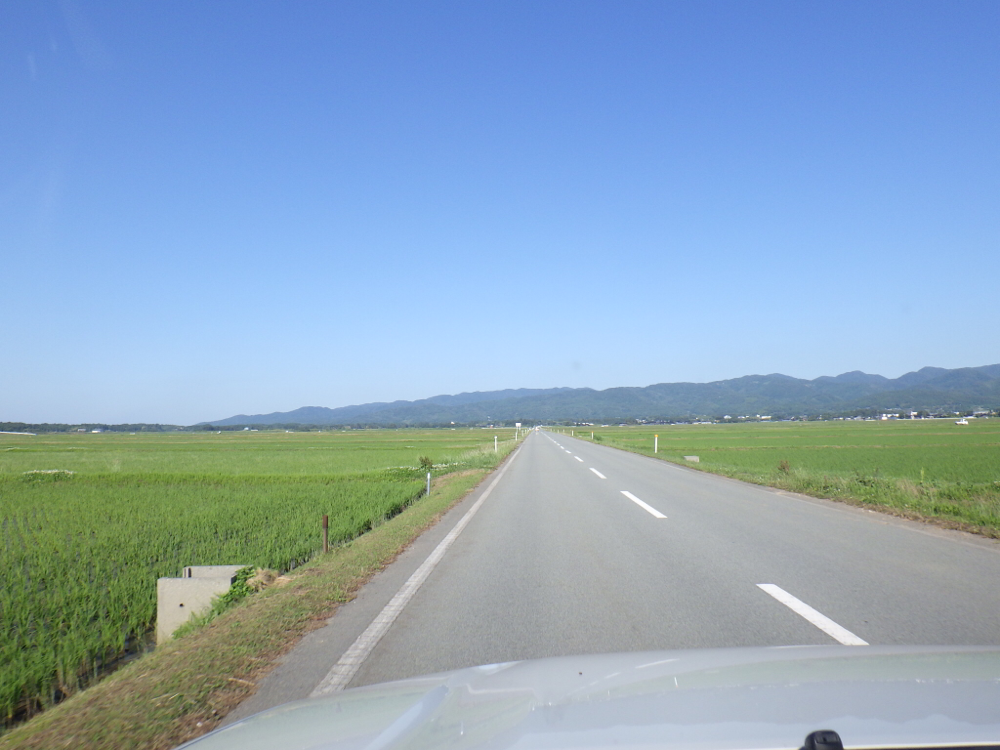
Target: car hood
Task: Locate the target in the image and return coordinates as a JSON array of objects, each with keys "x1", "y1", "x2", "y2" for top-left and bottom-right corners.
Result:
[{"x1": 180, "y1": 646, "x2": 1000, "y2": 750}]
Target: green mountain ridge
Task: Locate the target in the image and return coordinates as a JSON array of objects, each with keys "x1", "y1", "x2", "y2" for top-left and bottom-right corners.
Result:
[{"x1": 205, "y1": 364, "x2": 1000, "y2": 426}]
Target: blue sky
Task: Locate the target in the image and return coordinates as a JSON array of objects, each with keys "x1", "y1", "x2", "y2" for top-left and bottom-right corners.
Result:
[{"x1": 3, "y1": 1, "x2": 998, "y2": 425}]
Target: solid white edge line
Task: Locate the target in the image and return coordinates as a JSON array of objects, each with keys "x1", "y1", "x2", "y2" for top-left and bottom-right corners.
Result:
[
  {"x1": 620, "y1": 490, "x2": 667, "y2": 519},
  {"x1": 590, "y1": 468, "x2": 606, "y2": 479},
  {"x1": 310, "y1": 447, "x2": 522, "y2": 697},
  {"x1": 757, "y1": 584, "x2": 868, "y2": 646},
  {"x1": 574, "y1": 456, "x2": 583, "y2": 462}
]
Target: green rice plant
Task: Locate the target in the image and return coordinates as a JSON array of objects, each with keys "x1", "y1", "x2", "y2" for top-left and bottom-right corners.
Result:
[{"x1": 0, "y1": 428, "x2": 521, "y2": 729}]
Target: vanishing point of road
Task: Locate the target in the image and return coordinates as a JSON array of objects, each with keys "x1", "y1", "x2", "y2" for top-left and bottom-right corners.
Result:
[{"x1": 227, "y1": 429, "x2": 1000, "y2": 721}]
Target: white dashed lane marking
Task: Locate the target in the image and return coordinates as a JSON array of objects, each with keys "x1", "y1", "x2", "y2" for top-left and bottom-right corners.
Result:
[
  {"x1": 620, "y1": 491, "x2": 667, "y2": 519},
  {"x1": 757, "y1": 584, "x2": 868, "y2": 646}
]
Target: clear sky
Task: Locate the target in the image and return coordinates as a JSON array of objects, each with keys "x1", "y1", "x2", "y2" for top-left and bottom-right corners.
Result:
[{"x1": 3, "y1": 1, "x2": 998, "y2": 425}]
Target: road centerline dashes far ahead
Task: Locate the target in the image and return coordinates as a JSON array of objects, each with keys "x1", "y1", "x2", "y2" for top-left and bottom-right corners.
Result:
[
  {"x1": 574, "y1": 456, "x2": 584, "y2": 462},
  {"x1": 590, "y1": 468, "x2": 606, "y2": 479},
  {"x1": 621, "y1": 491, "x2": 667, "y2": 519},
  {"x1": 757, "y1": 584, "x2": 868, "y2": 646}
]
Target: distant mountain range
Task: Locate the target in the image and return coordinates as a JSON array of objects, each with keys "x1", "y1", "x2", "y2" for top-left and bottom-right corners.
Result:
[{"x1": 203, "y1": 363, "x2": 1000, "y2": 426}]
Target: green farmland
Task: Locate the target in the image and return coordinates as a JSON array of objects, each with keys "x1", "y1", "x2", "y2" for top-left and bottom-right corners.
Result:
[
  {"x1": 0, "y1": 428, "x2": 518, "y2": 728},
  {"x1": 564, "y1": 419, "x2": 1000, "y2": 531}
]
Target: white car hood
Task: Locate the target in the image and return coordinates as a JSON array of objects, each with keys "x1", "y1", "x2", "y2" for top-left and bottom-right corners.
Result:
[{"x1": 179, "y1": 645, "x2": 1000, "y2": 750}]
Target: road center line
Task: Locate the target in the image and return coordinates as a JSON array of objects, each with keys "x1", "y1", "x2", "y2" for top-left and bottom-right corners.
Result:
[
  {"x1": 620, "y1": 491, "x2": 667, "y2": 519},
  {"x1": 757, "y1": 584, "x2": 868, "y2": 646},
  {"x1": 310, "y1": 447, "x2": 522, "y2": 697},
  {"x1": 574, "y1": 456, "x2": 583, "y2": 462},
  {"x1": 590, "y1": 468, "x2": 606, "y2": 479}
]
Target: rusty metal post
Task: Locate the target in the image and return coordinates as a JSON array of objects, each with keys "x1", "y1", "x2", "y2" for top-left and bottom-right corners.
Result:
[{"x1": 322, "y1": 514, "x2": 329, "y2": 554}]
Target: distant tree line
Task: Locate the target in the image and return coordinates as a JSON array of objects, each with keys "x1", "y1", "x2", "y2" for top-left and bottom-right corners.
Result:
[
  {"x1": 194, "y1": 420, "x2": 543, "y2": 431},
  {"x1": 0, "y1": 423, "x2": 180, "y2": 434}
]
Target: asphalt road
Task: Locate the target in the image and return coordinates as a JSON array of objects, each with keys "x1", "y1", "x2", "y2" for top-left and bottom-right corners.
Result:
[{"x1": 226, "y1": 429, "x2": 1000, "y2": 721}]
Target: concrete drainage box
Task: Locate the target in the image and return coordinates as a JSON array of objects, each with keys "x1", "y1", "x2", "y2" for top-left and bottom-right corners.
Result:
[{"x1": 156, "y1": 565, "x2": 246, "y2": 644}]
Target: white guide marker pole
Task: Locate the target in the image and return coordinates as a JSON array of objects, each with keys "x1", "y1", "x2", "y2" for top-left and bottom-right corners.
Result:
[
  {"x1": 654, "y1": 434, "x2": 658, "y2": 453},
  {"x1": 494, "y1": 435, "x2": 498, "y2": 452}
]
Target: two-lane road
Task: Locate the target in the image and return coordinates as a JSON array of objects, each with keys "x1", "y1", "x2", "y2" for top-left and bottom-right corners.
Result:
[
  {"x1": 350, "y1": 429, "x2": 1000, "y2": 685},
  {"x1": 227, "y1": 429, "x2": 1000, "y2": 721}
]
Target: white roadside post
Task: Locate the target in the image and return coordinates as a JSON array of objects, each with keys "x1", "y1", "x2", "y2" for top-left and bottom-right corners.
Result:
[
  {"x1": 494, "y1": 435, "x2": 498, "y2": 452},
  {"x1": 654, "y1": 434, "x2": 658, "y2": 453},
  {"x1": 426, "y1": 472, "x2": 431, "y2": 496}
]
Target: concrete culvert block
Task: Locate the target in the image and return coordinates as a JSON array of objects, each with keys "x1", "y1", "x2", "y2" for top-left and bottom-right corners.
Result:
[
  {"x1": 156, "y1": 565, "x2": 246, "y2": 644},
  {"x1": 683, "y1": 456, "x2": 700, "y2": 463},
  {"x1": 184, "y1": 565, "x2": 247, "y2": 579}
]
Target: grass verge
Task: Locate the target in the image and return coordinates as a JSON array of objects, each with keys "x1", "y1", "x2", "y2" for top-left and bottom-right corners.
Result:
[
  {"x1": 719, "y1": 466, "x2": 1000, "y2": 538},
  {"x1": 0, "y1": 468, "x2": 490, "y2": 750}
]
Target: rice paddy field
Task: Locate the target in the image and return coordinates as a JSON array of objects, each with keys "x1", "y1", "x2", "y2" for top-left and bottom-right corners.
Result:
[
  {"x1": 564, "y1": 419, "x2": 1000, "y2": 530},
  {"x1": 0, "y1": 428, "x2": 518, "y2": 727}
]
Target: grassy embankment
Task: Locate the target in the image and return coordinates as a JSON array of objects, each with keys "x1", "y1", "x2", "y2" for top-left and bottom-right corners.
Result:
[
  {"x1": 562, "y1": 419, "x2": 1000, "y2": 535},
  {"x1": 0, "y1": 428, "x2": 519, "y2": 747}
]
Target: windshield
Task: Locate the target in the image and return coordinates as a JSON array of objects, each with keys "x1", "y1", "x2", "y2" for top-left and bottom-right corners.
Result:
[{"x1": 3, "y1": 3, "x2": 998, "y2": 750}]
